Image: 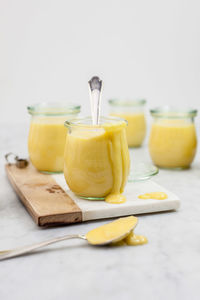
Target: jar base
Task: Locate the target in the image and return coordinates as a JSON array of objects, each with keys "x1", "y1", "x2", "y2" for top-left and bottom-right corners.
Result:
[
  {"x1": 79, "y1": 196, "x2": 105, "y2": 201},
  {"x1": 155, "y1": 165, "x2": 191, "y2": 170},
  {"x1": 39, "y1": 170, "x2": 63, "y2": 174}
]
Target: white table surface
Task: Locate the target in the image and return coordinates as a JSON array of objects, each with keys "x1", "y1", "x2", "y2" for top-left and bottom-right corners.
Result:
[{"x1": 1, "y1": 122, "x2": 200, "y2": 300}]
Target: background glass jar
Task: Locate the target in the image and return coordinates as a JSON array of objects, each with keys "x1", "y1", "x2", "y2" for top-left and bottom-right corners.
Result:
[
  {"x1": 108, "y1": 99, "x2": 146, "y2": 147},
  {"x1": 64, "y1": 117, "x2": 130, "y2": 200},
  {"x1": 27, "y1": 102, "x2": 80, "y2": 173},
  {"x1": 149, "y1": 107, "x2": 197, "y2": 169}
]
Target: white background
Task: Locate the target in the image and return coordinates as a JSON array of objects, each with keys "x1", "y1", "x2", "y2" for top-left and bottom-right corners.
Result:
[{"x1": 0, "y1": 0, "x2": 200, "y2": 123}]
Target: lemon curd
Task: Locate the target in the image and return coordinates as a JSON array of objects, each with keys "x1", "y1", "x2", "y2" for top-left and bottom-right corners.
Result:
[
  {"x1": 149, "y1": 120, "x2": 197, "y2": 168},
  {"x1": 111, "y1": 113, "x2": 146, "y2": 147},
  {"x1": 86, "y1": 216, "x2": 148, "y2": 246},
  {"x1": 149, "y1": 108, "x2": 197, "y2": 169},
  {"x1": 138, "y1": 192, "x2": 168, "y2": 200},
  {"x1": 64, "y1": 117, "x2": 130, "y2": 203},
  {"x1": 28, "y1": 117, "x2": 67, "y2": 172},
  {"x1": 27, "y1": 103, "x2": 80, "y2": 173},
  {"x1": 108, "y1": 99, "x2": 146, "y2": 147},
  {"x1": 124, "y1": 231, "x2": 148, "y2": 246}
]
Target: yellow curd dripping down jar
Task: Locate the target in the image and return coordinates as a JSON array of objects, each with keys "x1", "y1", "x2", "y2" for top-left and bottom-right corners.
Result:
[
  {"x1": 148, "y1": 107, "x2": 198, "y2": 169},
  {"x1": 27, "y1": 102, "x2": 80, "y2": 173},
  {"x1": 108, "y1": 98, "x2": 147, "y2": 147},
  {"x1": 63, "y1": 116, "x2": 130, "y2": 201}
]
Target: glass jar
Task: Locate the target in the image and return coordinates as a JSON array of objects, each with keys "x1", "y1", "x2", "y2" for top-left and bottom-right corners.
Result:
[
  {"x1": 149, "y1": 107, "x2": 197, "y2": 169},
  {"x1": 64, "y1": 117, "x2": 130, "y2": 200},
  {"x1": 27, "y1": 102, "x2": 80, "y2": 173},
  {"x1": 108, "y1": 99, "x2": 147, "y2": 147}
]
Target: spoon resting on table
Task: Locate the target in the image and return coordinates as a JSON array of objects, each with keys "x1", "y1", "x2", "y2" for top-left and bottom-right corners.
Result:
[{"x1": 0, "y1": 216, "x2": 139, "y2": 261}]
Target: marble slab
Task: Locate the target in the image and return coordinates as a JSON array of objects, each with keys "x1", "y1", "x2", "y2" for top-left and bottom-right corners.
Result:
[{"x1": 53, "y1": 174, "x2": 180, "y2": 221}]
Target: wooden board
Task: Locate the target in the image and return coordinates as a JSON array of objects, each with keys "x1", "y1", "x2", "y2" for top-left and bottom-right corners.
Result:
[
  {"x1": 5, "y1": 163, "x2": 180, "y2": 226},
  {"x1": 6, "y1": 164, "x2": 82, "y2": 226}
]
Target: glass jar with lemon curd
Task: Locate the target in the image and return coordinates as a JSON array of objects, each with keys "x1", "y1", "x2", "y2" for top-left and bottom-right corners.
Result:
[
  {"x1": 108, "y1": 99, "x2": 147, "y2": 147},
  {"x1": 149, "y1": 107, "x2": 197, "y2": 169},
  {"x1": 64, "y1": 117, "x2": 130, "y2": 203},
  {"x1": 28, "y1": 103, "x2": 80, "y2": 173}
]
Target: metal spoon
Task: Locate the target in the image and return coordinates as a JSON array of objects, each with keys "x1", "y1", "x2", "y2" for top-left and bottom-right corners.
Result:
[
  {"x1": 88, "y1": 76, "x2": 102, "y2": 125},
  {"x1": 0, "y1": 224, "x2": 135, "y2": 261}
]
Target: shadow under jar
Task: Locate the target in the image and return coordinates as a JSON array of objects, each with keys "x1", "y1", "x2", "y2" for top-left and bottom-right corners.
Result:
[
  {"x1": 28, "y1": 102, "x2": 80, "y2": 173},
  {"x1": 64, "y1": 117, "x2": 130, "y2": 200},
  {"x1": 108, "y1": 99, "x2": 147, "y2": 148},
  {"x1": 149, "y1": 107, "x2": 198, "y2": 169}
]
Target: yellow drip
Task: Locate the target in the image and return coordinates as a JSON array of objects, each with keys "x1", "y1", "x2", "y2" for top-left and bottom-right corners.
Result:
[
  {"x1": 124, "y1": 231, "x2": 148, "y2": 245},
  {"x1": 105, "y1": 194, "x2": 126, "y2": 204},
  {"x1": 103, "y1": 122, "x2": 129, "y2": 203},
  {"x1": 138, "y1": 192, "x2": 168, "y2": 200},
  {"x1": 86, "y1": 216, "x2": 147, "y2": 247}
]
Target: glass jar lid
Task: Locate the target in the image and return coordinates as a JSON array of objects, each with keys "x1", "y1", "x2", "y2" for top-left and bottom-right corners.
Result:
[
  {"x1": 108, "y1": 98, "x2": 146, "y2": 107},
  {"x1": 27, "y1": 102, "x2": 81, "y2": 116},
  {"x1": 150, "y1": 106, "x2": 198, "y2": 119}
]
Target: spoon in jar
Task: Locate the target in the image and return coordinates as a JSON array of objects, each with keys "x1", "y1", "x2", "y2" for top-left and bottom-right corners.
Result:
[
  {"x1": 88, "y1": 76, "x2": 102, "y2": 125},
  {"x1": 0, "y1": 216, "x2": 137, "y2": 261}
]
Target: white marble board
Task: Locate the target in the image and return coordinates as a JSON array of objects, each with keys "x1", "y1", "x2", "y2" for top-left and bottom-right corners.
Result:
[{"x1": 53, "y1": 174, "x2": 180, "y2": 221}]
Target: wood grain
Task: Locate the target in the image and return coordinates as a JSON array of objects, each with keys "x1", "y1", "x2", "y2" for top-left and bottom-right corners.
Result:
[{"x1": 5, "y1": 163, "x2": 82, "y2": 226}]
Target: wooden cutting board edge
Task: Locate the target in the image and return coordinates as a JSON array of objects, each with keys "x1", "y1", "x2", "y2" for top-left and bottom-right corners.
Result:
[
  {"x1": 5, "y1": 164, "x2": 82, "y2": 226},
  {"x1": 5, "y1": 164, "x2": 39, "y2": 225}
]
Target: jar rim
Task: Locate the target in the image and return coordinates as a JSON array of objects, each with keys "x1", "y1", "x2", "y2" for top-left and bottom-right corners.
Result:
[
  {"x1": 108, "y1": 98, "x2": 146, "y2": 107},
  {"x1": 27, "y1": 102, "x2": 81, "y2": 116},
  {"x1": 64, "y1": 116, "x2": 127, "y2": 129},
  {"x1": 150, "y1": 106, "x2": 198, "y2": 118}
]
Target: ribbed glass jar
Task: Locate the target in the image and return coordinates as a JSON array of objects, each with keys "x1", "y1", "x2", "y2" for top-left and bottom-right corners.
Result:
[
  {"x1": 28, "y1": 102, "x2": 80, "y2": 173},
  {"x1": 108, "y1": 99, "x2": 146, "y2": 147},
  {"x1": 149, "y1": 107, "x2": 197, "y2": 169},
  {"x1": 64, "y1": 116, "x2": 130, "y2": 200}
]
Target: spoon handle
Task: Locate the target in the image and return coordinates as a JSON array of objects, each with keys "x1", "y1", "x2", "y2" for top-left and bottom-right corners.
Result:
[
  {"x1": 88, "y1": 76, "x2": 102, "y2": 125},
  {"x1": 0, "y1": 234, "x2": 86, "y2": 261}
]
